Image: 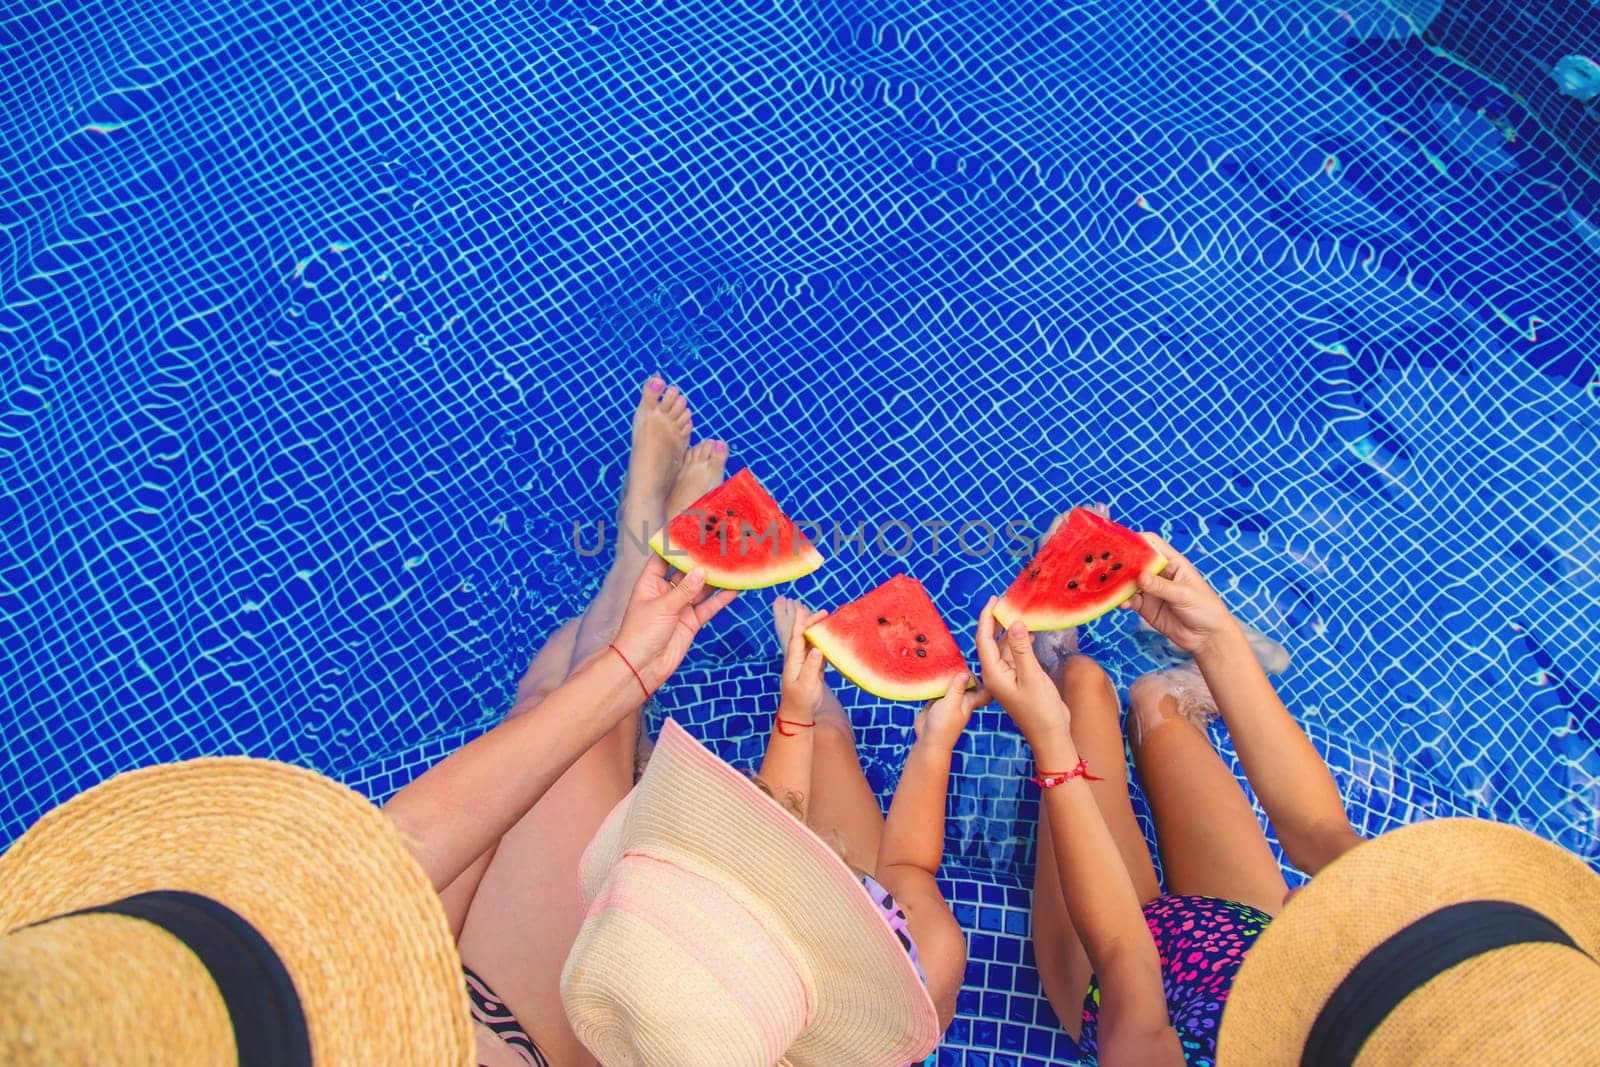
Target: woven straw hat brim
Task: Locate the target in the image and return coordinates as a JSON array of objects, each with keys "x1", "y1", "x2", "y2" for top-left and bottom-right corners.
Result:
[
  {"x1": 573, "y1": 719, "x2": 939, "y2": 1067},
  {"x1": 0, "y1": 757, "x2": 473, "y2": 1064},
  {"x1": 1217, "y1": 818, "x2": 1600, "y2": 1065}
]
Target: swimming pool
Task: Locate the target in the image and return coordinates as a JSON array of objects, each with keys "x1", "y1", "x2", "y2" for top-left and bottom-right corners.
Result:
[{"x1": 4, "y1": 0, "x2": 1598, "y2": 1061}]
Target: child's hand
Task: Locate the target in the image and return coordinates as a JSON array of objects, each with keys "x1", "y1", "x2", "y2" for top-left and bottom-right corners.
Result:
[
  {"x1": 778, "y1": 606, "x2": 829, "y2": 723},
  {"x1": 612, "y1": 556, "x2": 738, "y2": 692},
  {"x1": 974, "y1": 599, "x2": 1071, "y2": 745},
  {"x1": 913, "y1": 671, "x2": 989, "y2": 753},
  {"x1": 1123, "y1": 534, "x2": 1241, "y2": 659}
]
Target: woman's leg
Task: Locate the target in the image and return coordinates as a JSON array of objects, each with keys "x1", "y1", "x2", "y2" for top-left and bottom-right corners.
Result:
[
  {"x1": 438, "y1": 616, "x2": 583, "y2": 934},
  {"x1": 1128, "y1": 669, "x2": 1289, "y2": 916},
  {"x1": 1030, "y1": 652, "x2": 1162, "y2": 1040},
  {"x1": 512, "y1": 615, "x2": 582, "y2": 707},
  {"x1": 454, "y1": 381, "x2": 701, "y2": 1064}
]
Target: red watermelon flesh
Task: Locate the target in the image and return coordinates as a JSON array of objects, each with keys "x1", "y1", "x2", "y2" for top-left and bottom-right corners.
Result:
[
  {"x1": 804, "y1": 575, "x2": 967, "y2": 701},
  {"x1": 648, "y1": 468, "x2": 823, "y2": 589},
  {"x1": 993, "y1": 509, "x2": 1168, "y2": 631}
]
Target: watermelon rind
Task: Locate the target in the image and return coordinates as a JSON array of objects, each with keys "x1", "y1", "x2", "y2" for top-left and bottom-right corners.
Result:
[
  {"x1": 992, "y1": 511, "x2": 1168, "y2": 631},
  {"x1": 803, "y1": 576, "x2": 967, "y2": 702},
  {"x1": 645, "y1": 468, "x2": 824, "y2": 590},
  {"x1": 804, "y1": 626, "x2": 962, "y2": 702},
  {"x1": 648, "y1": 526, "x2": 824, "y2": 589},
  {"x1": 991, "y1": 556, "x2": 1166, "y2": 631}
]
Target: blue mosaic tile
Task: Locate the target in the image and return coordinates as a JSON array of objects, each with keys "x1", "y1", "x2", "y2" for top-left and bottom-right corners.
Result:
[{"x1": 6, "y1": 1, "x2": 1600, "y2": 1062}]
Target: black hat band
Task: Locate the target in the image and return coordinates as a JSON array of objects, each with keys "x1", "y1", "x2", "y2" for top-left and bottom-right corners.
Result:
[
  {"x1": 28, "y1": 890, "x2": 312, "y2": 1067},
  {"x1": 1302, "y1": 899, "x2": 1593, "y2": 1067}
]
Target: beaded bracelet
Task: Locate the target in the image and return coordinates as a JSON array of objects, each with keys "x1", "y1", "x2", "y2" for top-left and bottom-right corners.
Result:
[{"x1": 1030, "y1": 758, "x2": 1104, "y2": 789}]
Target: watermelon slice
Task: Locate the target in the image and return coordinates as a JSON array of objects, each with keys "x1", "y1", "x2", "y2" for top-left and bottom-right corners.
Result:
[
  {"x1": 648, "y1": 468, "x2": 823, "y2": 589},
  {"x1": 804, "y1": 575, "x2": 967, "y2": 701},
  {"x1": 993, "y1": 509, "x2": 1168, "y2": 630}
]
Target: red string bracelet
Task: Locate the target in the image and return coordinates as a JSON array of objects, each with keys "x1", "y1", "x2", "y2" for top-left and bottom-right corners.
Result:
[
  {"x1": 775, "y1": 716, "x2": 816, "y2": 737},
  {"x1": 1031, "y1": 759, "x2": 1104, "y2": 789},
  {"x1": 607, "y1": 644, "x2": 649, "y2": 699}
]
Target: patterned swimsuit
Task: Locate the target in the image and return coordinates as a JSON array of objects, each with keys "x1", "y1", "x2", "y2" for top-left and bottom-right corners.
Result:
[
  {"x1": 1076, "y1": 895, "x2": 1273, "y2": 1067},
  {"x1": 467, "y1": 964, "x2": 551, "y2": 1067}
]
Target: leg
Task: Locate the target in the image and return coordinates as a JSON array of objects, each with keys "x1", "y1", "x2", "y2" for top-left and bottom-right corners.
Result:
[
  {"x1": 1029, "y1": 654, "x2": 1161, "y2": 1039},
  {"x1": 454, "y1": 380, "x2": 698, "y2": 1064},
  {"x1": 512, "y1": 615, "x2": 581, "y2": 707},
  {"x1": 804, "y1": 691, "x2": 885, "y2": 876},
  {"x1": 764, "y1": 595, "x2": 884, "y2": 874},
  {"x1": 1128, "y1": 670, "x2": 1289, "y2": 915},
  {"x1": 438, "y1": 617, "x2": 584, "y2": 935}
]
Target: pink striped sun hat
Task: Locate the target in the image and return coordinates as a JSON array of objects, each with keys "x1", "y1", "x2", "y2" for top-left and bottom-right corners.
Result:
[{"x1": 559, "y1": 718, "x2": 939, "y2": 1067}]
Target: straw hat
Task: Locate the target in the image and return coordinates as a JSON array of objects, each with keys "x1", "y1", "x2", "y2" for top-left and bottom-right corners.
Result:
[
  {"x1": 0, "y1": 757, "x2": 473, "y2": 1064},
  {"x1": 559, "y1": 718, "x2": 939, "y2": 1067},
  {"x1": 1217, "y1": 818, "x2": 1600, "y2": 1065}
]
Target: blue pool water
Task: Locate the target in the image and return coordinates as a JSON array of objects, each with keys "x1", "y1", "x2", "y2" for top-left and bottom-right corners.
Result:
[{"x1": 4, "y1": 0, "x2": 1599, "y2": 1061}]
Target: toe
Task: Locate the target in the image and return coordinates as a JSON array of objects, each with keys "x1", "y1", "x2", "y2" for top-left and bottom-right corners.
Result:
[
  {"x1": 641, "y1": 374, "x2": 666, "y2": 402},
  {"x1": 661, "y1": 385, "x2": 685, "y2": 413}
]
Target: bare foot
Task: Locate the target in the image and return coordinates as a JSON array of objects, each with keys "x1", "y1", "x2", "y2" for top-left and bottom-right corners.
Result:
[
  {"x1": 1032, "y1": 627, "x2": 1080, "y2": 676},
  {"x1": 1131, "y1": 614, "x2": 1291, "y2": 675},
  {"x1": 664, "y1": 439, "x2": 728, "y2": 520},
  {"x1": 1127, "y1": 667, "x2": 1219, "y2": 751},
  {"x1": 771, "y1": 593, "x2": 808, "y2": 648},
  {"x1": 618, "y1": 376, "x2": 692, "y2": 548},
  {"x1": 1043, "y1": 500, "x2": 1111, "y2": 540},
  {"x1": 572, "y1": 378, "x2": 691, "y2": 665},
  {"x1": 1032, "y1": 503, "x2": 1108, "y2": 672},
  {"x1": 772, "y1": 595, "x2": 852, "y2": 734}
]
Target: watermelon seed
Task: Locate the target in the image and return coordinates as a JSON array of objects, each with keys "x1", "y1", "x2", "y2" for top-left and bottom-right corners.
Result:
[
  {"x1": 916, "y1": 648, "x2": 927, "y2": 658},
  {"x1": 1098, "y1": 574, "x2": 1108, "y2": 582},
  {"x1": 1067, "y1": 581, "x2": 1078, "y2": 589},
  {"x1": 1084, "y1": 554, "x2": 1094, "y2": 563},
  {"x1": 1100, "y1": 552, "x2": 1111, "y2": 560},
  {"x1": 915, "y1": 633, "x2": 927, "y2": 642},
  {"x1": 1112, "y1": 563, "x2": 1123, "y2": 571},
  {"x1": 877, "y1": 616, "x2": 888, "y2": 625}
]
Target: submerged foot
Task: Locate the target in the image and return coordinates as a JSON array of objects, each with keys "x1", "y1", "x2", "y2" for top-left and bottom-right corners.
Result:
[
  {"x1": 1131, "y1": 614, "x2": 1291, "y2": 675},
  {"x1": 771, "y1": 593, "x2": 808, "y2": 648},
  {"x1": 772, "y1": 595, "x2": 851, "y2": 734},
  {"x1": 663, "y1": 439, "x2": 728, "y2": 521},
  {"x1": 1032, "y1": 502, "x2": 1109, "y2": 673},
  {"x1": 1043, "y1": 500, "x2": 1112, "y2": 541},
  {"x1": 618, "y1": 375, "x2": 692, "y2": 550},
  {"x1": 1032, "y1": 627, "x2": 1080, "y2": 677},
  {"x1": 1127, "y1": 666, "x2": 1220, "y2": 750}
]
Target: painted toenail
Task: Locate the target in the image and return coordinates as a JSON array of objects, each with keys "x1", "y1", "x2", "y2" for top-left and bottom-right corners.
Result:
[{"x1": 647, "y1": 377, "x2": 664, "y2": 392}]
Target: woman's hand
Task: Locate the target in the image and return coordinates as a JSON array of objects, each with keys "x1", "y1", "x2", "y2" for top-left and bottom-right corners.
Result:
[
  {"x1": 974, "y1": 599, "x2": 1071, "y2": 746},
  {"x1": 612, "y1": 556, "x2": 738, "y2": 692},
  {"x1": 913, "y1": 671, "x2": 989, "y2": 753},
  {"x1": 778, "y1": 606, "x2": 829, "y2": 724},
  {"x1": 1123, "y1": 533, "x2": 1241, "y2": 659}
]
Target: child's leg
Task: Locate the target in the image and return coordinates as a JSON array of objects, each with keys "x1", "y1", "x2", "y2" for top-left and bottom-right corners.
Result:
[
  {"x1": 1030, "y1": 654, "x2": 1161, "y2": 1040},
  {"x1": 1128, "y1": 669, "x2": 1288, "y2": 915},
  {"x1": 452, "y1": 381, "x2": 696, "y2": 1065},
  {"x1": 805, "y1": 689, "x2": 885, "y2": 877}
]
